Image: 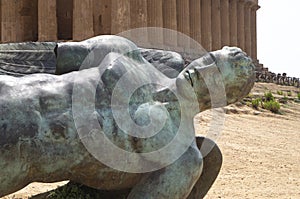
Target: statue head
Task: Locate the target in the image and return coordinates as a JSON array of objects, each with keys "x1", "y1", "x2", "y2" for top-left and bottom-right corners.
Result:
[
  {"x1": 177, "y1": 47, "x2": 255, "y2": 111},
  {"x1": 211, "y1": 46, "x2": 255, "y2": 104}
]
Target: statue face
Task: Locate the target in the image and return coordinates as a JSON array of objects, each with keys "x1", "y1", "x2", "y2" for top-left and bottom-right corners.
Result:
[
  {"x1": 210, "y1": 46, "x2": 255, "y2": 104},
  {"x1": 179, "y1": 46, "x2": 255, "y2": 110}
]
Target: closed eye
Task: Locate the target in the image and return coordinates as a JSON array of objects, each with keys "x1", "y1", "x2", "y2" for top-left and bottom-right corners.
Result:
[{"x1": 209, "y1": 53, "x2": 217, "y2": 63}]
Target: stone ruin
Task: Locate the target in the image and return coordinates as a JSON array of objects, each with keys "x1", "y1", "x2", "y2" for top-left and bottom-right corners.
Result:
[{"x1": 255, "y1": 64, "x2": 300, "y2": 87}]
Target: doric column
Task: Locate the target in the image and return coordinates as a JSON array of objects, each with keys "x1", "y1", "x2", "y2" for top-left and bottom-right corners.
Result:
[
  {"x1": 163, "y1": 0, "x2": 177, "y2": 47},
  {"x1": 0, "y1": 2, "x2": 1, "y2": 42},
  {"x1": 212, "y1": 0, "x2": 221, "y2": 50},
  {"x1": 147, "y1": 0, "x2": 163, "y2": 47},
  {"x1": 237, "y1": 0, "x2": 245, "y2": 50},
  {"x1": 130, "y1": 0, "x2": 147, "y2": 29},
  {"x1": 220, "y1": 0, "x2": 230, "y2": 47},
  {"x1": 1, "y1": 0, "x2": 18, "y2": 42},
  {"x1": 229, "y1": 0, "x2": 238, "y2": 46},
  {"x1": 244, "y1": 1, "x2": 252, "y2": 57},
  {"x1": 176, "y1": 0, "x2": 190, "y2": 49},
  {"x1": 73, "y1": 0, "x2": 94, "y2": 41},
  {"x1": 201, "y1": 0, "x2": 212, "y2": 51},
  {"x1": 111, "y1": 0, "x2": 130, "y2": 34},
  {"x1": 251, "y1": 3, "x2": 260, "y2": 61},
  {"x1": 16, "y1": 0, "x2": 38, "y2": 42},
  {"x1": 128, "y1": 0, "x2": 148, "y2": 46},
  {"x1": 57, "y1": 0, "x2": 73, "y2": 40},
  {"x1": 189, "y1": 0, "x2": 201, "y2": 49},
  {"x1": 93, "y1": 0, "x2": 112, "y2": 35},
  {"x1": 38, "y1": 0, "x2": 57, "y2": 41}
]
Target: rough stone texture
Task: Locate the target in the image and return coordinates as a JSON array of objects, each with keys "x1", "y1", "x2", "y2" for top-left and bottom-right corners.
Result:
[
  {"x1": 0, "y1": 42, "x2": 56, "y2": 76},
  {"x1": 0, "y1": 36, "x2": 255, "y2": 198}
]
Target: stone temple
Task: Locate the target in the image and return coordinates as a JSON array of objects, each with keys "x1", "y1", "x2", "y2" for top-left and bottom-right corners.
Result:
[{"x1": 0, "y1": 0, "x2": 260, "y2": 67}]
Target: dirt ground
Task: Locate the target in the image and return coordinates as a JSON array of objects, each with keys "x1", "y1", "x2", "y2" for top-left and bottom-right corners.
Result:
[{"x1": 2, "y1": 83, "x2": 300, "y2": 199}]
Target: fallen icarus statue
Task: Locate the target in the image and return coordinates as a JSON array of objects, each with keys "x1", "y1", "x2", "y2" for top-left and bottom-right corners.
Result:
[{"x1": 0, "y1": 36, "x2": 255, "y2": 198}]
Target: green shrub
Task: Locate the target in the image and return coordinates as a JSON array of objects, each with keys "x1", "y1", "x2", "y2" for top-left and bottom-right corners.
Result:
[
  {"x1": 47, "y1": 183, "x2": 92, "y2": 199},
  {"x1": 46, "y1": 183, "x2": 129, "y2": 199},
  {"x1": 262, "y1": 100, "x2": 281, "y2": 113},
  {"x1": 277, "y1": 90, "x2": 283, "y2": 95},
  {"x1": 298, "y1": 93, "x2": 300, "y2": 100},
  {"x1": 279, "y1": 95, "x2": 288, "y2": 104},
  {"x1": 264, "y1": 91, "x2": 274, "y2": 102},
  {"x1": 247, "y1": 93, "x2": 253, "y2": 98},
  {"x1": 287, "y1": 91, "x2": 292, "y2": 96},
  {"x1": 251, "y1": 98, "x2": 261, "y2": 109}
]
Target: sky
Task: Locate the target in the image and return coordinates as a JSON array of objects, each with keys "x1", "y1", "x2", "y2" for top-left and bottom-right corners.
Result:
[{"x1": 257, "y1": 0, "x2": 300, "y2": 78}]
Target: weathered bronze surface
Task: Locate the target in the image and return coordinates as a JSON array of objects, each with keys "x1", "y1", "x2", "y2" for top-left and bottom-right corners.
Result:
[{"x1": 0, "y1": 36, "x2": 255, "y2": 198}]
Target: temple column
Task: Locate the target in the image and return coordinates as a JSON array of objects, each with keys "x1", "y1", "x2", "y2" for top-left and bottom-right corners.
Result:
[
  {"x1": 244, "y1": 1, "x2": 252, "y2": 57},
  {"x1": 128, "y1": 0, "x2": 148, "y2": 46},
  {"x1": 1, "y1": 0, "x2": 18, "y2": 42},
  {"x1": 201, "y1": 0, "x2": 212, "y2": 51},
  {"x1": 211, "y1": 0, "x2": 221, "y2": 50},
  {"x1": 176, "y1": 0, "x2": 190, "y2": 50},
  {"x1": 111, "y1": 0, "x2": 130, "y2": 34},
  {"x1": 220, "y1": 0, "x2": 230, "y2": 47},
  {"x1": 229, "y1": 0, "x2": 238, "y2": 46},
  {"x1": 147, "y1": 0, "x2": 163, "y2": 47},
  {"x1": 57, "y1": 0, "x2": 73, "y2": 40},
  {"x1": 251, "y1": 4, "x2": 260, "y2": 61},
  {"x1": 130, "y1": 0, "x2": 147, "y2": 29},
  {"x1": 93, "y1": 0, "x2": 112, "y2": 35},
  {"x1": 0, "y1": 2, "x2": 1, "y2": 41},
  {"x1": 2, "y1": 0, "x2": 38, "y2": 42},
  {"x1": 73, "y1": 0, "x2": 94, "y2": 41},
  {"x1": 163, "y1": 0, "x2": 177, "y2": 47},
  {"x1": 237, "y1": 0, "x2": 245, "y2": 50},
  {"x1": 16, "y1": 0, "x2": 38, "y2": 42},
  {"x1": 189, "y1": 0, "x2": 201, "y2": 50},
  {"x1": 38, "y1": 0, "x2": 57, "y2": 41}
]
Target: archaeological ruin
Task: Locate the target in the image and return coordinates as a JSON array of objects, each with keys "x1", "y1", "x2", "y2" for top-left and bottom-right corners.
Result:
[{"x1": 0, "y1": 0, "x2": 258, "y2": 58}]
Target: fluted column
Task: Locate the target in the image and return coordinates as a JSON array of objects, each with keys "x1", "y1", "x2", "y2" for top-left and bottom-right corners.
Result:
[
  {"x1": 244, "y1": 1, "x2": 252, "y2": 57},
  {"x1": 130, "y1": 0, "x2": 147, "y2": 29},
  {"x1": 176, "y1": 0, "x2": 190, "y2": 50},
  {"x1": 0, "y1": 2, "x2": 1, "y2": 41},
  {"x1": 251, "y1": 3, "x2": 260, "y2": 61},
  {"x1": 129, "y1": 0, "x2": 148, "y2": 46},
  {"x1": 57, "y1": 0, "x2": 73, "y2": 40},
  {"x1": 229, "y1": 0, "x2": 238, "y2": 46},
  {"x1": 147, "y1": 0, "x2": 163, "y2": 47},
  {"x1": 221, "y1": 0, "x2": 230, "y2": 47},
  {"x1": 237, "y1": 0, "x2": 245, "y2": 50},
  {"x1": 93, "y1": 0, "x2": 112, "y2": 35},
  {"x1": 201, "y1": 0, "x2": 212, "y2": 51},
  {"x1": 1, "y1": 0, "x2": 18, "y2": 42},
  {"x1": 189, "y1": 0, "x2": 201, "y2": 49},
  {"x1": 111, "y1": 0, "x2": 130, "y2": 34},
  {"x1": 38, "y1": 0, "x2": 57, "y2": 41},
  {"x1": 16, "y1": 0, "x2": 38, "y2": 42},
  {"x1": 0, "y1": 2, "x2": 1, "y2": 42},
  {"x1": 73, "y1": 0, "x2": 94, "y2": 41},
  {"x1": 163, "y1": 0, "x2": 177, "y2": 47},
  {"x1": 212, "y1": 0, "x2": 221, "y2": 50}
]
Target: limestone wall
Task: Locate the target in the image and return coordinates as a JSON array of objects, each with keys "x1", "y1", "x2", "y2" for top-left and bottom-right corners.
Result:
[{"x1": 0, "y1": 0, "x2": 260, "y2": 61}]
